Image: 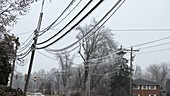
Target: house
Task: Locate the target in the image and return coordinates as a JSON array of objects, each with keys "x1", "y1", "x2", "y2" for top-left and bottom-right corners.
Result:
[{"x1": 132, "y1": 79, "x2": 160, "y2": 96}]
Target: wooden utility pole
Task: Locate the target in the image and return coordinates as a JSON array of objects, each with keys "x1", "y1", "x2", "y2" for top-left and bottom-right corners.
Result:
[
  {"x1": 24, "y1": 12, "x2": 43, "y2": 94},
  {"x1": 129, "y1": 47, "x2": 139, "y2": 96},
  {"x1": 24, "y1": 0, "x2": 45, "y2": 93},
  {"x1": 10, "y1": 45, "x2": 17, "y2": 88},
  {"x1": 10, "y1": 37, "x2": 19, "y2": 88},
  {"x1": 87, "y1": 71, "x2": 91, "y2": 96}
]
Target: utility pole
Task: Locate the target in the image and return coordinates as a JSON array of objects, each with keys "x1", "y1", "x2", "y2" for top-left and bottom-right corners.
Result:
[
  {"x1": 87, "y1": 71, "x2": 91, "y2": 96},
  {"x1": 24, "y1": 12, "x2": 43, "y2": 94},
  {"x1": 10, "y1": 45, "x2": 17, "y2": 88},
  {"x1": 10, "y1": 37, "x2": 19, "y2": 88},
  {"x1": 129, "y1": 47, "x2": 139, "y2": 96},
  {"x1": 118, "y1": 46, "x2": 139, "y2": 96}
]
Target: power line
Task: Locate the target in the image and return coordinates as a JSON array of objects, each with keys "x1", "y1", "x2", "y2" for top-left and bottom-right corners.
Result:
[
  {"x1": 17, "y1": 34, "x2": 34, "y2": 53},
  {"x1": 137, "y1": 47, "x2": 170, "y2": 54},
  {"x1": 17, "y1": 48, "x2": 32, "y2": 59},
  {"x1": 45, "y1": 44, "x2": 79, "y2": 54},
  {"x1": 47, "y1": 50, "x2": 129, "y2": 72},
  {"x1": 39, "y1": 0, "x2": 78, "y2": 36},
  {"x1": 19, "y1": 33, "x2": 34, "y2": 45},
  {"x1": 15, "y1": 30, "x2": 33, "y2": 36},
  {"x1": 35, "y1": 0, "x2": 104, "y2": 49},
  {"x1": 17, "y1": 42, "x2": 32, "y2": 53},
  {"x1": 16, "y1": 56, "x2": 30, "y2": 66},
  {"x1": 17, "y1": 47, "x2": 32, "y2": 56},
  {"x1": 53, "y1": 54, "x2": 129, "y2": 73},
  {"x1": 15, "y1": 28, "x2": 170, "y2": 37},
  {"x1": 46, "y1": 0, "x2": 125, "y2": 52},
  {"x1": 16, "y1": 28, "x2": 170, "y2": 55},
  {"x1": 111, "y1": 28, "x2": 170, "y2": 31},
  {"x1": 37, "y1": 51, "x2": 57, "y2": 60},
  {"x1": 17, "y1": 36, "x2": 34, "y2": 54},
  {"x1": 50, "y1": 0, "x2": 82, "y2": 30},
  {"x1": 90, "y1": 69, "x2": 118, "y2": 76},
  {"x1": 36, "y1": 0, "x2": 93, "y2": 45},
  {"x1": 78, "y1": 50, "x2": 128, "y2": 65},
  {"x1": 139, "y1": 41, "x2": 170, "y2": 50},
  {"x1": 17, "y1": 46, "x2": 32, "y2": 55},
  {"x1": 129, "y1": 36, "x2": 170, "y2": 48},
  {"x1": 44, "y1": 48, "x2": 57, "y2": 55}
]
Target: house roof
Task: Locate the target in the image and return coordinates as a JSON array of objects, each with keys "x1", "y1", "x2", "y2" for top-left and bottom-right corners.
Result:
[{"x1": 133, "y1": 79, "x2": 159, "y2": 86}]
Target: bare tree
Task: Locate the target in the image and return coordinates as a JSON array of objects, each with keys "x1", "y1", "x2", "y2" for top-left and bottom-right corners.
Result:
[
  {"x1": 147, "y1": 62, "x2": 170, "y2": 88},
  {"x1": 0, "y1": 0, "x2": 36, "y2": 33},
  {"x1": 55, "y1": 53, "x2": 74, "y2": 95},
  {"x1": 133, "y1": 65, "x2": 143, "y2": 79},
  {"x1": 30, "y1": 69, "x2": 57, "y2": 95},
  {"x1": 76, "y1": 19, "x2": 118, "y2": 94},
  {"x1": 69, "y1": 65, "x2": 84, "y2": 91},
  {"x1": 50, "y1": 68, "x2": 60, "y2": 94}
]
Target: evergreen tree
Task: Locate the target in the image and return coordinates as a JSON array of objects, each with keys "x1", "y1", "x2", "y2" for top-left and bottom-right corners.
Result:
[
  {"x1": 109, "y1": 58, "x2": 130, "y2": 96},
  {"x1": 0, "y1": 35, "x2": 16, "y2": 85}
]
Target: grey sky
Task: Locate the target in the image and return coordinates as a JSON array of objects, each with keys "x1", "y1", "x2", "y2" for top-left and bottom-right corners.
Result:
[{"x1": 12, "y1": 0, "x2": 170, "y2": 73}]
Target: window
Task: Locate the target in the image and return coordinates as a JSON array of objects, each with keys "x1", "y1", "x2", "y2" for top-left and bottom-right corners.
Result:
[
  {"x1": 149, "y1": 94, "x2": 156, "y2": 96},
  {"x1": 133, "y1": 85, "x2": 140, "y2": 90},
  {"x1": 149, "y1": 85, "x2": 156, "y2": 90},
  {"x1": 141, "y1": 85, "x2": 148, "y2": 90},
  {"x1": 133, "y1": 94, "x2": 140, "y2": 96}
]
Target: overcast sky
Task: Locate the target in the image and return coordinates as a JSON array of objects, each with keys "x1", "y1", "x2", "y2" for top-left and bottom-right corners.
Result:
[{"x1": 12, "y1": 0, "x2": 170, "y2": 73}]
